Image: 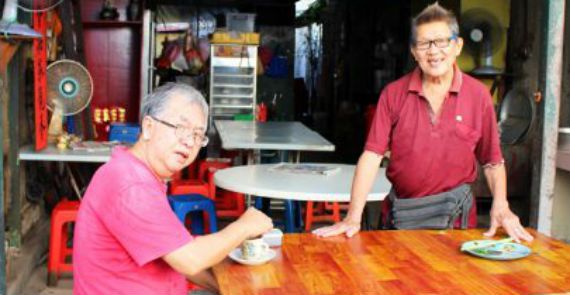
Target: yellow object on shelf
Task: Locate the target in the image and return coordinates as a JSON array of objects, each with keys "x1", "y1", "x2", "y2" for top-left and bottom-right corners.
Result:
[{"x1": 211, "y1": 32, "x2": 260, "y2": 45}]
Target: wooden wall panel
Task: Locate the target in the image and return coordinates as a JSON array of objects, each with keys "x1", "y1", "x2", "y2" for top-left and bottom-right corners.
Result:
[{"x1": 83, "y1": 25, "x2": 141, "y2": 123}]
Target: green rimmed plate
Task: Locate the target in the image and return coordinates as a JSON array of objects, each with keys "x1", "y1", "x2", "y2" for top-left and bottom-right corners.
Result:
[{"x1": 461, "y1": 240, "x2": 531, "y2": 260}]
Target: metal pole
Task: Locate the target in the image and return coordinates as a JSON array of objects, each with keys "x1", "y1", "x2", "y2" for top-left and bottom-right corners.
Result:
[
  {"x1": 0, "y1": 50, "x2": 9, "y2": 295},
  {"x1": 536, "y1": 0, "x2": 566, "y2": 234}
]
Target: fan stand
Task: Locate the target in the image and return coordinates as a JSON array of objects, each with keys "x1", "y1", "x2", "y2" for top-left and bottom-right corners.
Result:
[
  {"x1": 472, "y1": 36, "x2": 503, "y2": 76},
  {"x1": 47, "y1": 101, "x2": 64, "y2": 142}
]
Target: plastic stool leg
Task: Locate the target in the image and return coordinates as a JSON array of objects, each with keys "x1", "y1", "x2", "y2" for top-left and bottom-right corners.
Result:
[
  {"x1": 295, "y1": 201, "x2": 303, "y2": 229},
  {"x1": 189, "y1": 211, "x2": 205, "y2": 235},
  {"x1": 254, "y1": 197, "x2": 264, "y2": 210},
  {"x1": 305, "y1": 201, "x2": 314, "y2": 232},
  {"x1": 205, "y1": 203, "x2": 218, "y2": 233},
  {"x1": 284, "y1": 200, "x2": 296, "y2": 233},
  {"x1": 332, "y1": 202, "x2": 341, "y2": 222},
  {"x1": 48, "y1": 218, "x2": 65, "y2": 286}
]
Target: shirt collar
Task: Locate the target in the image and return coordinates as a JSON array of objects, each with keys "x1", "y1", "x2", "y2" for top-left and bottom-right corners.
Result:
[
  {"x1": 408, "y1": 63, "x2": 463, "y2": 95},
  {"x1": 112, "y1": 146, "x2": 168, "y2": 192}
]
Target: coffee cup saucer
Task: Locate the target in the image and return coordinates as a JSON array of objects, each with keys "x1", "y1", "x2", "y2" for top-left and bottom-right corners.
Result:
[{"x1": 228, "y1": 248, "x2": 276, "y2": 266}]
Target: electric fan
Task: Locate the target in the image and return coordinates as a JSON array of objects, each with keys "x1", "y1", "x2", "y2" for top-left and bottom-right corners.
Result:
[
  {"x1": 460, "y1": 9, "x2": 505, "y2": 75},
  {"x1": 0, "y1": 0, "x2": 62, "y2": 37},
  {"x1": 46, "y1": 59, "x2": 93, "y2": 138}
]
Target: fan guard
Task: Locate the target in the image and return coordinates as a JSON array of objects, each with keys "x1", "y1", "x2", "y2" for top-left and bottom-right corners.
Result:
[
  {"x1": 47, "y1": 59, "x2": 93, "y2": 115},
  {"x1": 460, "y1": 8, "x2": 505, "y2": 75},
  {"x1": 0, "y1": 0, "x2": 62, "y2": 37}
]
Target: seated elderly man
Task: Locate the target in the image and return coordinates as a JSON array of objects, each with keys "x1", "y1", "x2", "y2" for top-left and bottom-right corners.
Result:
[{"x1": 73, "y1": 83, "x2": 273, "y2": 294}]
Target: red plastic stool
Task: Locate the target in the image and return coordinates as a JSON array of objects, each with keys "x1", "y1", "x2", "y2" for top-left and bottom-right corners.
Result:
[
  {"x1": 197, "y1": 158, "x2": 231, "y2": 182},
  {"x1": 169, "y1": 179, "x2": 209, "y2": 196},
  {"x1": 304, "y1": 201, "x2": 342, "y2": 231},
  {"x1": 200, "y1": 159, "x2": 245, "y2": 218},
  {"x1": 48, "y1": 200, "x2": 80, "y2": 286},
  {"x1": 169, "y1": 158, "x2": 230, "y2": 197},
  {"x1": 206, "y1": 168, "x2": 246, "y2": 218}
]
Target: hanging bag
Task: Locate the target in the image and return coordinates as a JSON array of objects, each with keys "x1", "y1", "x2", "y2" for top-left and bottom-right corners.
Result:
[{"x1": 265, "y1": 45, "x2": 289, "y2": 78}]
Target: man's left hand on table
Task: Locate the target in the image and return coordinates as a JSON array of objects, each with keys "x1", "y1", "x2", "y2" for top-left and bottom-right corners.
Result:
[{"x1": 483, "y1": 201, "x2": 534, "y2": 243}]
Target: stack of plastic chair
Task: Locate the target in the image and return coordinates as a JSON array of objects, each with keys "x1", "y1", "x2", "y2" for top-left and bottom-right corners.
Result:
[
  {"x1": 169, "y1": 162, "x2": 210, "y2": 196},
  {"x1": 48, "y1": 199, "x2": 80, "y2": 286}
]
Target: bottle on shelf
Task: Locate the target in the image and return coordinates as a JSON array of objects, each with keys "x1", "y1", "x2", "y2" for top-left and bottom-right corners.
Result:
[
  {"x1": 126, "y1": 0, "x2": 142, "y2": 21},
  {"x1": 256, "y1": 102, "x2": 267, "y2": 122}
]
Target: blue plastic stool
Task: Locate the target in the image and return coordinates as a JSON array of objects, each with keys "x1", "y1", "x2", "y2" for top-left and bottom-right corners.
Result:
[
  {"x1": 168, "y1": 194, "x2": 218, "y2": 235},
  {"x1": 254, "y1": 197, "x2": 301, "y2": 233}
]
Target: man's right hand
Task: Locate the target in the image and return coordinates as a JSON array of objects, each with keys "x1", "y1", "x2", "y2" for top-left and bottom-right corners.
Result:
[
  {"x1": 236, "y1": 207, "x2": 273, "y2": 239},
  {"x1": 312, "y1": 218, "x2": 361, "y2": 238}
]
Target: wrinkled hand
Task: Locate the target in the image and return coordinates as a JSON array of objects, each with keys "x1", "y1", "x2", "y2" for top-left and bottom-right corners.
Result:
[
  {"x1": 483, "y1": 202, "x2": 533, "y2": 243},
  {"x1": 312, "y1": 218, "x2": 361, "y2": 238},
  {"x1": 237, "y1": 207, "x2": 273, "y2": 239}
]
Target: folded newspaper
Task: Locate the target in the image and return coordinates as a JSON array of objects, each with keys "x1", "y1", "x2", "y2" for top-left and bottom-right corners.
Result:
[{"x1": 269, "y1": 163, "x2": 340, "y2": 176}]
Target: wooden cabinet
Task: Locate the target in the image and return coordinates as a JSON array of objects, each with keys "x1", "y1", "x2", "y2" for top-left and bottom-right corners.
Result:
[{"x1": 81, "y1": 0, "x2": 148, "y2": 124}]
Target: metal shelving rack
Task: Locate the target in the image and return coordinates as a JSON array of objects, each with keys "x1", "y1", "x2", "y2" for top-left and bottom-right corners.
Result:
[{"x1": 209, "y1": 44, "x2": 258, "y2": 127}]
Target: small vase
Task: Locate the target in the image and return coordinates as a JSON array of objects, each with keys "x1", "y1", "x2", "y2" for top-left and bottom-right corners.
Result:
[
  {"x1": 127, "y1": 0, "x2": 142, "y2": 21},
  {"x1": 99, "y1": 0, "x2": 119, "y2": 20}
]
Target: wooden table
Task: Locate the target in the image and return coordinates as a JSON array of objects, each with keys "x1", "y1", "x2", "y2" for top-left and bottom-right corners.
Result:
[{"x1": 213, "y1": 229, "x2": 570, "y2": 294}]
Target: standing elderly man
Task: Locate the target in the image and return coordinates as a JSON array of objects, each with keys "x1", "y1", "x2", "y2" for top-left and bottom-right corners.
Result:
[
  {"x1": 314, "y1": 3, "x2": 533, "y2": 242},
  {"x1": 73, "y1": 83, "x2": 273, "y2": 294}
]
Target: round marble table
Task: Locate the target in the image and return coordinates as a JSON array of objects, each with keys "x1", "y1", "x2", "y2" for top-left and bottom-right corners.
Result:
[{"x1": 214, "y1": 164, "x2": 390, "y2": 202}]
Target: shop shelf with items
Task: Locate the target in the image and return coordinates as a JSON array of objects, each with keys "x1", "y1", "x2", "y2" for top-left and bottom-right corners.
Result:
[{"x1": 209, "y1": 44, "x2": 258, "y2": 127}]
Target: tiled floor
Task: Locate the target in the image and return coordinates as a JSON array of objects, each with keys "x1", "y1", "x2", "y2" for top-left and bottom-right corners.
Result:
[{"x1": 20, "y1": 266, "x2": 72, "y2": 295}]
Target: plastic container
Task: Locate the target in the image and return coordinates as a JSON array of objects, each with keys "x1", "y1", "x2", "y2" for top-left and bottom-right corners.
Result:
[
  {"x1": 226, "y1": 13, "x2": 256, "y2": 32},
  {"x1": 109, "y1": 123, "x2": 141, "y2": 144},
  {"x1": 211, "y1": 32, "x2": 260, "y2": 45},
  {"x1": 262, "y1": 228, "x2": 283, "y2": 247}
]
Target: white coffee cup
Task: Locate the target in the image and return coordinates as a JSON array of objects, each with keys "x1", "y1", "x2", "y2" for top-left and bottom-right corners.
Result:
[{"x1": 241, "y1": 238, "x2": 269, "y2": 261}]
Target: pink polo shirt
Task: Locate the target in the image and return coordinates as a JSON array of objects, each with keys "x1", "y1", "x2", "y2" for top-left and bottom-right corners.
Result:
[
  {"x1": 366, "y1": 66, "x2": 503, "y2": 227},
  {"x1": 73, "y1": 147, "x2": 193, "y2": 295}
]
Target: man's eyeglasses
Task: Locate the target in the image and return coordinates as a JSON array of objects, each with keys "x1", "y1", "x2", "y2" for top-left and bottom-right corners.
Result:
[
  {"x1": 415, "y1": 35, "x2": 457, "y2": 50},
  {"x1": 150, "y1": 116, "x2": 209, "y2": 147}
]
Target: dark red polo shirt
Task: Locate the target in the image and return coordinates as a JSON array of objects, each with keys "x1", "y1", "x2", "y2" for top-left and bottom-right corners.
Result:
[{"x1": 365, "y1": 66, "x2": 503, "y2": 227}]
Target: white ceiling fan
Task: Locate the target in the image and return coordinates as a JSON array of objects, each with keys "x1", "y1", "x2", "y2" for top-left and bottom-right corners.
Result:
[{"x1": 0, "y1": 0, "x2": 63, "y2": 38}]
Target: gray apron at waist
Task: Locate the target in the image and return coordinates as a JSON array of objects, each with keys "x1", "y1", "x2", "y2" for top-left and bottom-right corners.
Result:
[{"x1": 388, "y1": 184, "x2": 473, "y2": 230}]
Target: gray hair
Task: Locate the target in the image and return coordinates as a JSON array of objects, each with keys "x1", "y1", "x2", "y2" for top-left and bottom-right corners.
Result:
[
  {"x1": 139, "y1": 83, "x2": 209, "y2": 125},
  {"x1": 410, "y1": 2, "x2": 459, "y2": 45}
]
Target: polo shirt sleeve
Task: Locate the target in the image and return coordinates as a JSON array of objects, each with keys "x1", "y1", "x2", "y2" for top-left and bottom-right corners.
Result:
[
  {"x1": 364, "y1": 89, "x2": 394, "y2": 155},
  {"x1": 101, "y1": 183, "x2": 194, "y2": 267},
  {"x1": 475, "y1": 90, "x2": 504, "y2": 165}
]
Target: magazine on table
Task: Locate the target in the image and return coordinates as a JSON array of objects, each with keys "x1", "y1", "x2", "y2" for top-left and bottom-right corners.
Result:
[{"x1": 269, "y1": 163, "x2": 340, "y2": 176}]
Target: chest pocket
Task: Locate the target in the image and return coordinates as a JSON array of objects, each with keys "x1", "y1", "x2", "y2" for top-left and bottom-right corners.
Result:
[{"x1": 454, "y1": 122, "x2": 480, "y2": 152}]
